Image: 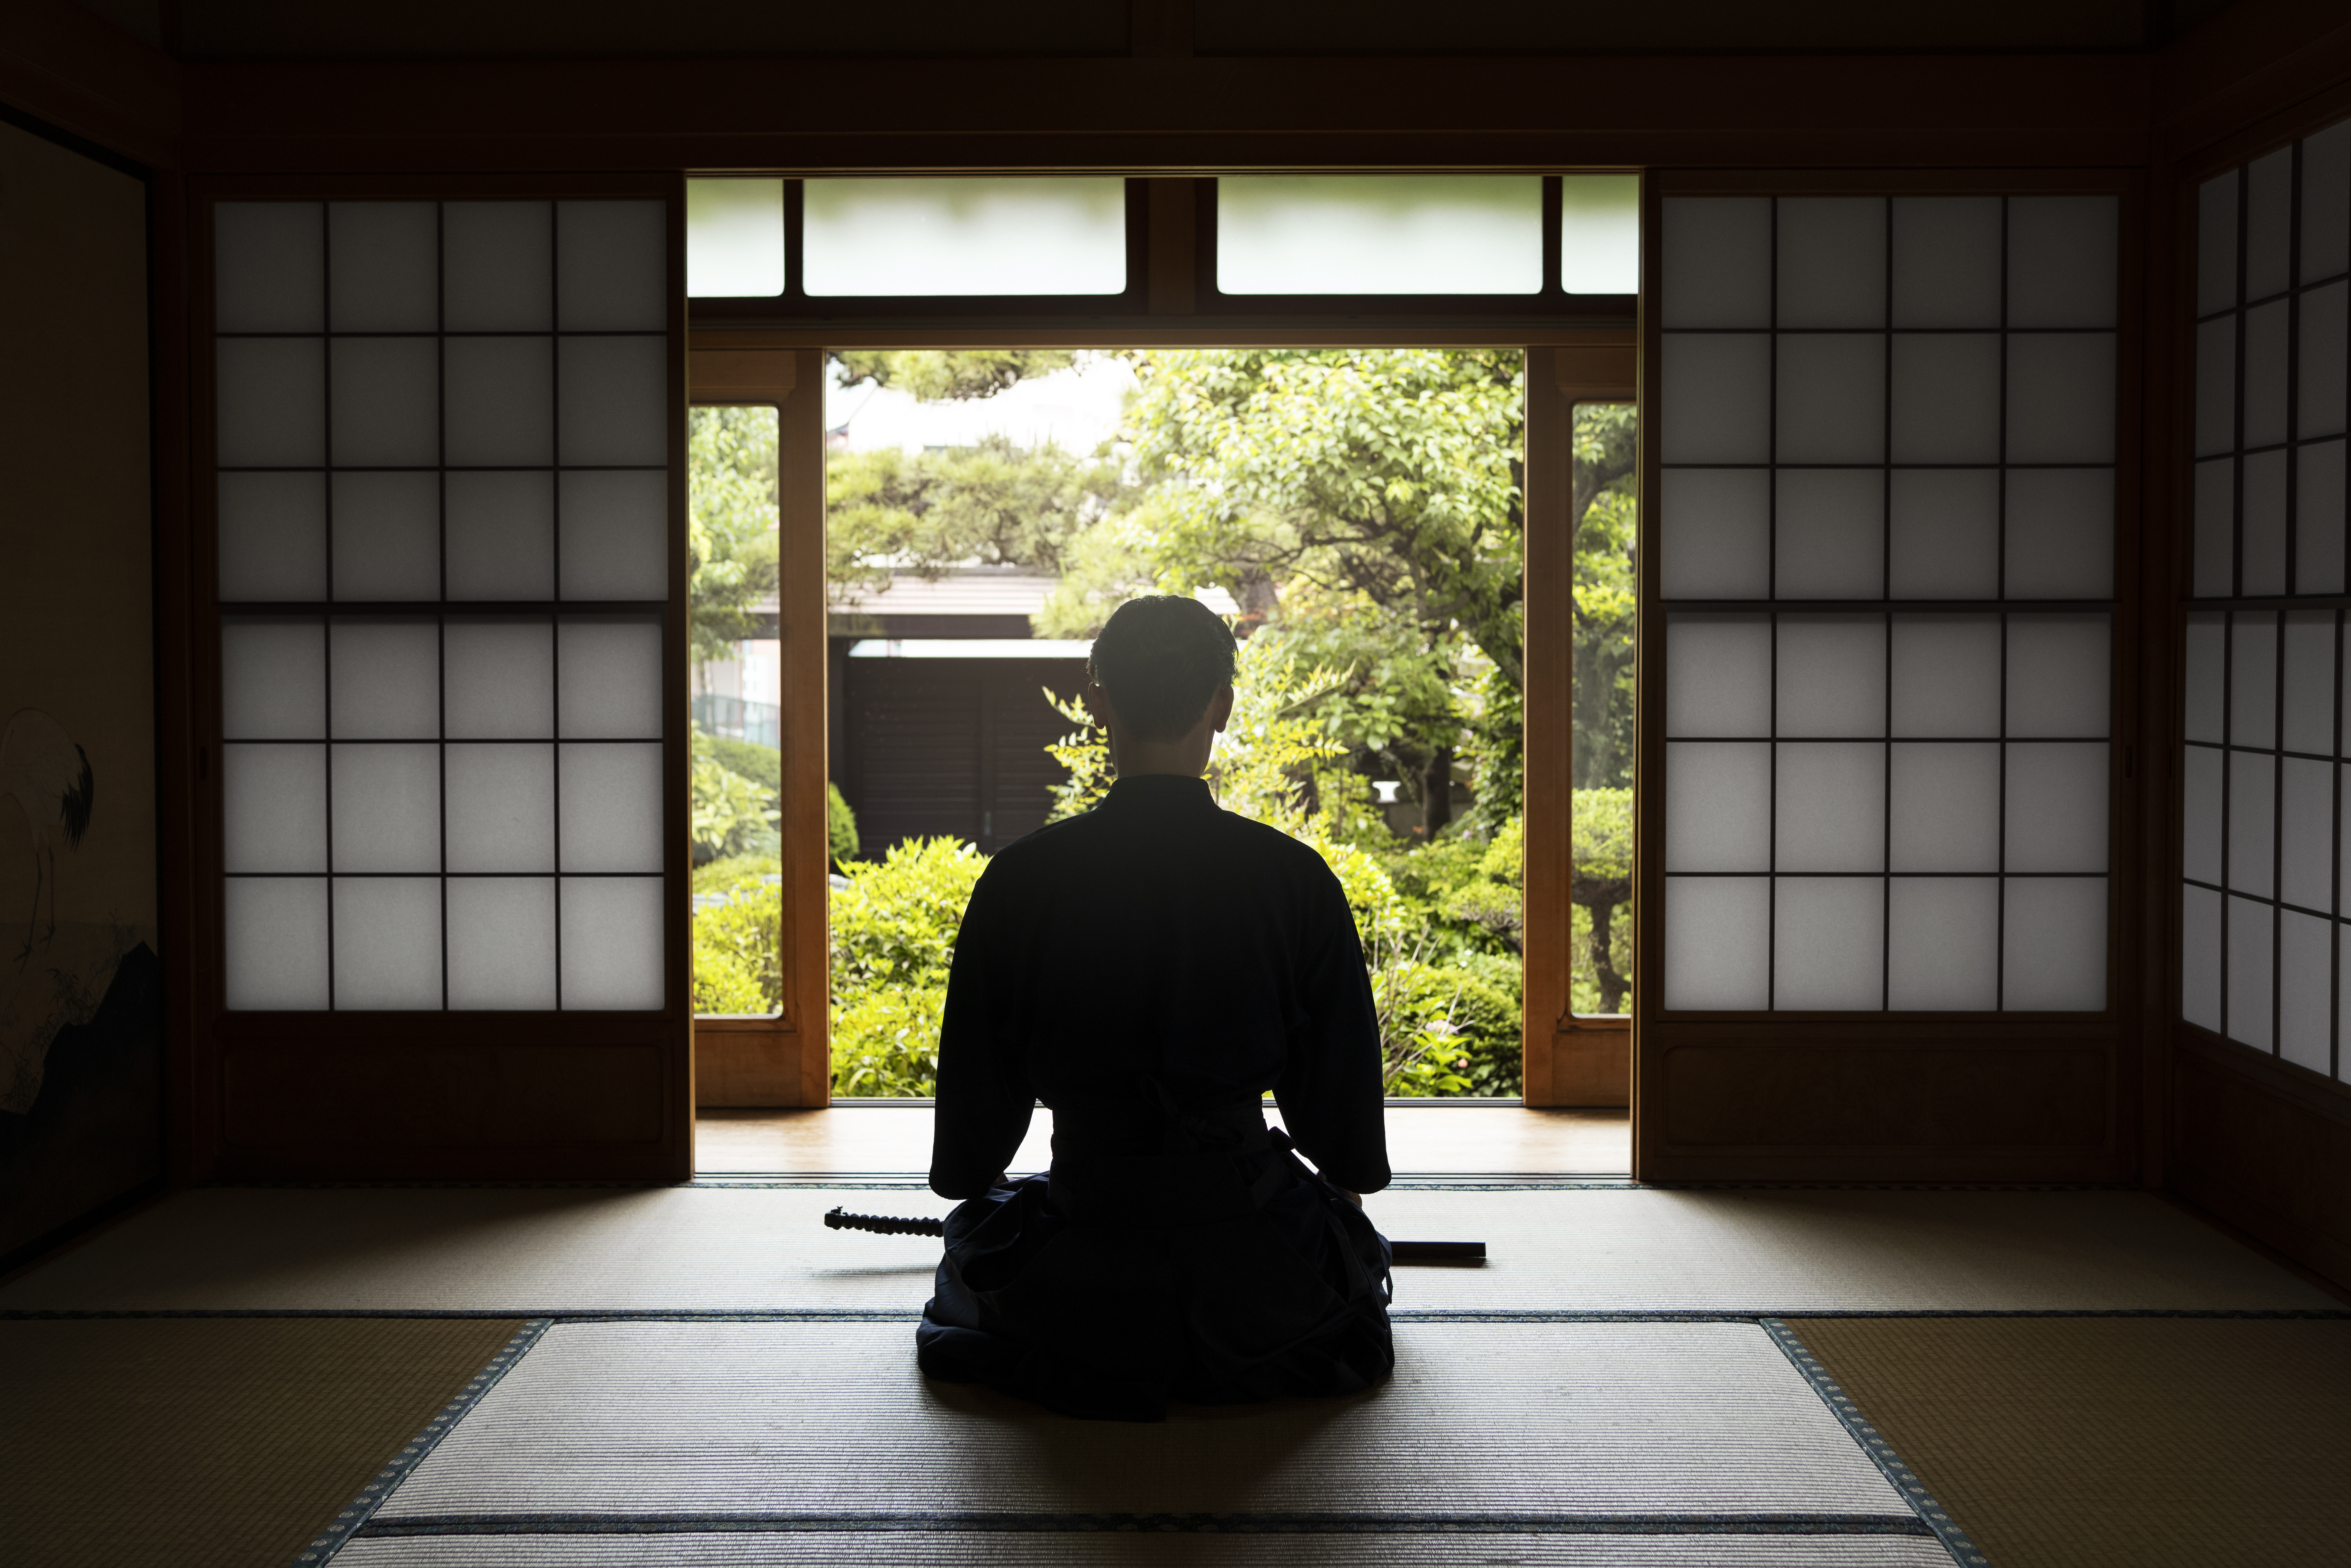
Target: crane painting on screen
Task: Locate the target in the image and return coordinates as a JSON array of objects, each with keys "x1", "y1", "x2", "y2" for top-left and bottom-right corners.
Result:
[{"x1": 2, "y1": 709, "x2": 94, "y2": 968}]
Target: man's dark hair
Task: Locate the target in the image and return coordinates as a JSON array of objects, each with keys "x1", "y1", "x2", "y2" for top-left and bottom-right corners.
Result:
[{"x1": 1088, "y1": 596, "x2": 1239, "y2": 743}]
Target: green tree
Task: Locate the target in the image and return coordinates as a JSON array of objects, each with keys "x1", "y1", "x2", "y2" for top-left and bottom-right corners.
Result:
[
  {"x1": 1057, "y1": 349, "x2": 1526, "y2": 837},
  {"x1": 832, "y1": 349, "x2": 1078, "y2": 403},
  {"x1": 1571, "y1": 403, "x2": 1638, "y2": 791},
  {"x1": 687, "y1": 408, "x2": 779, "y2": 670},
  {"x1": 826, "y1": 435, "x2": 1130, "y2": 607}
]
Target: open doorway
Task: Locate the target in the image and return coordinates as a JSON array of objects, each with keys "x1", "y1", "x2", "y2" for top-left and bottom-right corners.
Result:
[{"x1": 692, "y1": 347, "x2": 1633, "y2": 1178}]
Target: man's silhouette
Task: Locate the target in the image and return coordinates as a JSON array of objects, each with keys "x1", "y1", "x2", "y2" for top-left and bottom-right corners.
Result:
[{"x1": 918, "y1": 595, "x2": 1394, "y2": 1421}]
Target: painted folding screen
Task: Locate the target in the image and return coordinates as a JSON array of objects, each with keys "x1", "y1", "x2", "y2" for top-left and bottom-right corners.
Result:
[
  {"x1": 212, "y1": 200, "x2": 673, "y2": 1011},
  {"x1": 1657, "y1": 194, "x2": 2119, "y2": 1011},
  {"x1": 2185, "y1": 118, "x2": 2351, "y2": 1082}
]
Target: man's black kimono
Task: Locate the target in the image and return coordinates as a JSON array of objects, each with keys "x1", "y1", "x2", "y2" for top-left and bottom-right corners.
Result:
[{"x1": 918, "y1": 773, "x2": 1395, "y2": 1421}]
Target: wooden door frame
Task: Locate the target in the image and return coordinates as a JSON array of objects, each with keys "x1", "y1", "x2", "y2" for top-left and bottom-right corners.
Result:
[
  {"x1": 687, "y1": 346, "x2": 832, "y2": 1107},
  {"x1": 689, "y1": 324, "x2": 1629, "y2": 1110},
  {"x1": 1523, "y1": 346, "x2": 1640, "y2": 1108}
]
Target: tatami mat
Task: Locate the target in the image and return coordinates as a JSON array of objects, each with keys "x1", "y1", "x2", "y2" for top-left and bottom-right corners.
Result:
[
  {"x1": 332, "y1": 1535, "x2": 1965, "y2": 1567},
  {"x1": 0, "y1": 1185, "x2": 2329, "y2": 1314},
  {"x1": 0, "y1": 1316, "x2": 524, "y2": 1568},
  {"x1": 1794, "y1": 1316, "x2": 2351, "y2": 1568},
  {"x1": 376, "y1": 1321, "x2": 1907, "y2": 1519}
]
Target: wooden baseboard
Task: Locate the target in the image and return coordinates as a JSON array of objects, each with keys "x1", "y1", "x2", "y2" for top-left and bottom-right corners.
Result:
[
  {"x1": 694, "y1": 1025, "x2": 823, "y2": 1108},
  {"x1": 2170, "y1": 1028, "x2": 2351, "y2": 1292}
]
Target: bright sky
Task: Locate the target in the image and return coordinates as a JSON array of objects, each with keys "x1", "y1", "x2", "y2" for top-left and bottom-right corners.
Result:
[{"x1": 821, "y1": 352, "x2": 1141, "y2": 455}]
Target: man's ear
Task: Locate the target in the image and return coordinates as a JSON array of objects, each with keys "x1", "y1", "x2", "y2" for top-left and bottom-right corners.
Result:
[
  {"x1": 1081, "y1": 683, "x2": 1111, "y2": 728},
  {"x1": 1206, "y1": 685, "x2": 1236, "y2": 734}
]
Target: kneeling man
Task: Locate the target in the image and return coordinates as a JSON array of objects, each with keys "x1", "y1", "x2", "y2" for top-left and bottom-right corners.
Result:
[{"x1": 918, "y1": 595, "x2": 1394, "y2": 1421}]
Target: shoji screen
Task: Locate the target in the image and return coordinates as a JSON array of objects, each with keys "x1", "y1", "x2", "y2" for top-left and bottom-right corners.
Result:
[
  {"x1": 2184, "y1": 117, "x2": 2351, "y2": 1083},
  {"x1": 1657, "y1": 193, "x2": 2118, "y2": 1014},
  {"x1": 211, "y1": 199, "x2": 676, "y2": 1013}
]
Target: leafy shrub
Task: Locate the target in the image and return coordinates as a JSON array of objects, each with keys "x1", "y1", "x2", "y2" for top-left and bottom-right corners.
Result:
[
  {"x1": 691, "y1": 874, "x2": 781, "y2": 1016},
  {"x1": 827, "y1": 782, "x2": 861, "y2": 864},
  {"x1": 832, "y1": 984, "x2": 946, "y2": 1097},
  {"x1": 692, "y1": 730, "x2": 778, "y2": 862},
  {"x1": 696, "y1": 735, "x2": 859, "y2": 865},
  {"x1": 827, "y1": 837, "x2": 986, "y2": 1096}
]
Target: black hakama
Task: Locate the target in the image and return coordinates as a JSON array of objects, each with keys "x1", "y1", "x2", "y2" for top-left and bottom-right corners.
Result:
[{"x1": 916, "y1": 774, "x2": 1395, "y2": 1422}]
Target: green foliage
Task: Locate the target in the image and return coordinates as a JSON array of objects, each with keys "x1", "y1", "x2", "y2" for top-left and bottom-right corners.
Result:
[
  {"x1": 830, "y1": 836, "x2": 986, "y2": 997},
  {"x1": 1571, "y1": 403, "x2": 1638, "y2": 791},
  {"x1": 831, "y1": 984, "x2": 946, "y2": 1098},
  {"x1": 691, "y1": 729, "x2": 779, "y2": 862},
  {"x1": 1459, "y1": 656, "x2": 1523, "y2": 838},
  {"x1": 694, "y1": 853, "x2": 778, "y2": 898},
  {"x1": 1042, "y1": 687, "x2": 1116, "y2": 824},
  {"x1": 688, "y1": 408, "x2": 780, "y2": 669},
  {"x1": 827, "y1": 781, "x2": 860, "y2": 865},
  {"x1": 1570, "y1": 786, "x2": 1634, "y2": 1015},
  {"x1": 1096, "y1": 349, "x2": 1529, "y2": 833},
  {"x1": 826, "y1": 837, "x2": 988, "y2": 1097},
  {"x1": 703, "y1": 734, "x2": 778, "y2": 793},
  {"x1": 826, "y1": 435, "x2": 1130, "y2": 607},
  {"x1": 832, "y1": 349, "x2": 1077, "y2": 403},
  {"x1": 691, "y1": 873, "x2": 780, "y2": 1016}
]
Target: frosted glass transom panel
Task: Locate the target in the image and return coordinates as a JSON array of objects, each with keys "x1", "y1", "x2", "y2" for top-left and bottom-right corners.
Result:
[
  {"x1": 809, "y1": 177, "x2": 1126, "y2": 296},
  {"x1": 1217, "y1": 176, "x2": 1539, "y2": 295},
  {"x1": 214, "y1": 194, "x2": 673, "y2": 1012},
  {"x1": 1558, "y1": 176, "x2": 1640, "y2": 295},
  {"x1": 686, "y1": 179, "x2": 785, "y2": 298},
  {"x1": 1655, "y1": 188, "x2": 2123, "y2": 1014}
]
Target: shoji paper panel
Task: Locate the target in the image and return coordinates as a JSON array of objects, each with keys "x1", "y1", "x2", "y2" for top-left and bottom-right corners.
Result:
[
  {"x1": 1660, "y1": 193, "x2": 2118, "y2": 1011},
  {"x1": 2188, "y1": 116, "x2": 2351, "y2": 1080},
  {"x1": 214, "y1": 198, "x2": 672, "y2": 1012}
]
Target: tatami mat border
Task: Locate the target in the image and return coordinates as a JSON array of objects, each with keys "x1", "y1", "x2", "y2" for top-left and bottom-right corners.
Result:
[
  {"x1": 287, "y1": 1319, "x2": 552, "y2": 1567},
  {"x1": 9, "y1": 1307, "x2": 2347, "y2": 1322},
  {"x1": 1760, "y1": 1318, "x2": 1985, "y2": 1568},
  {"x1": 354, "y1": 1512, "x2": 1942, "y2": 1539}
]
